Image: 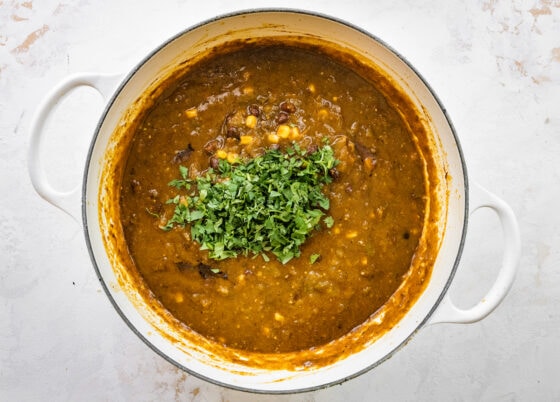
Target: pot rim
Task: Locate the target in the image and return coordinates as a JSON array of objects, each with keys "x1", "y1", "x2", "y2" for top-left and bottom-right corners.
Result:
[{"x1": 81, "y1": 8, "x2": 469, "y2": 394}]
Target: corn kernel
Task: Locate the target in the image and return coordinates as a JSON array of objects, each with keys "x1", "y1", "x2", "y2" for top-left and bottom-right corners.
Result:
[
  {"x1": 262, "y1": 326, "x2": 271, "y2": 336},
  {"x1": 308, "y1": 83, "x2": 316, "y2": 93},
  {"x1": 289, "y1": 126, "x2": 301, "y2": 140},
  {"x1": 227, "y1": 152, "x2": 238, "y2": 164},
  {"x1": 277, "y1": 124, "x2": 291, "y2": 139},
  {"x1": 240, "y1": 135, "x2": 253, "y2": 145},
  {"x1": 243, "y1": 86, "x2": 254, "y2": 95},
  {"x1": 364, "y1": 157, "x2": 375, "y2": 171},
  {"x1": 274, "y1": 312, "x2": 285, "y2": 323},
  {"x1": 333, "y1": 96, "x2": 338, "y2": 102},
  {"x1": 267, "y1": 133, "x2": 280, "y2": 144},
  {"x1": 179, "y1": 196, "x2": 188, "y2": 207},
  {"x1": 333, "y1": 226, "x2": 341, "y2": 235},
  {"x1": 174, "y1": 293, "x2": 184, "y2": 303},
  {"x1": 216, "y1": 149, "x2": 227, "y2": 159},
  {"x1": 317, "y1": 108, "x2": 328, "y2": 120},
  {"x1": 245, "y1": 115, "x2": 257, "y2": 128},
  {"x1": 346, "y1": 230, "x2": 359, "y2": 239},
  {"x1": 361, "y1": 256, "x2": 368, "y2": 265},
  {"x1": 185, "y1": 107, "x2": 197, "y2": 118}
]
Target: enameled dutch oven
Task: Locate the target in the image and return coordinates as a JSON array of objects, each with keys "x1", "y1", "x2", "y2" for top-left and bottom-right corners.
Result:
[{"x1": 29, "y1": 10, "x2": 521, "y2": 393}]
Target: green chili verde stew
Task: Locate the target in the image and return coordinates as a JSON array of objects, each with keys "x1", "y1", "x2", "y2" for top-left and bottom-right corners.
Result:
[{"x1": 118, "y1": 42, "x2": 436, "y2": 354}]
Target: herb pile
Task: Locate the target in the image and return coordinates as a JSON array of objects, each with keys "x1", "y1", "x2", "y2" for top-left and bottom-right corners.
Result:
[{"x1": 162, "y1": 143, "x2": 338, "y2": 263}]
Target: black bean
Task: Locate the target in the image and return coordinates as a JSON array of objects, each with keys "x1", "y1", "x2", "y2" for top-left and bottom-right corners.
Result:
[
  {"x1": 203, "y1": 139, "x2": 220, "y2": 154},
  {"x1": 329, "y1": 167, "x2": 340, "y2": 180},
  {"x1": 247, "y1": 104, "x2": 261, "y2": 117},
  {"x1": 280, "y1": 101, "x2": 296, "y2": 113},
  {"x1": 276, "y1": 111, "x2": 289, "y2": 124},
  {"x1": 209, "y1": 156, "x2": 219, "y2": 169},
  {"x1": 226, "y1": 126, "x2": 240, "y2": 140},
  {"x1": 306, "y1": 144, "x2": 319, "y2": 155}
]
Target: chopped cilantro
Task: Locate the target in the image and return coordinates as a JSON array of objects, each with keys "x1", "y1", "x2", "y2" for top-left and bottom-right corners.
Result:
[
  {"x1": 309, "y1": 253, "x2": 321, "y2": 264},
  {"x1": 162, "y1": 143, "x2": 338, "y2": 264}
]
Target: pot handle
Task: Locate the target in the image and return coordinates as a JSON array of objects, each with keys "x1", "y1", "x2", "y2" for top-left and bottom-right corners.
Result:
[
  {"x1": 428, "y1": 182, "x2": 521, "y2": 325},
  {"x1": 28, "y1": 73, "x2": 122, "y2": 222}
]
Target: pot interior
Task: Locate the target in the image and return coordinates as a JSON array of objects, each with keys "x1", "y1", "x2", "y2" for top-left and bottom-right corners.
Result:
[{"x1": 84, "y1": 10, "x2": 467, "y2": 393}]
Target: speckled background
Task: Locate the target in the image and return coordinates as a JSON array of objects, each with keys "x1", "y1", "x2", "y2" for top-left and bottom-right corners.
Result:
[{"x1": 1, "y1": 1, "x2": 559, "y2": 401}]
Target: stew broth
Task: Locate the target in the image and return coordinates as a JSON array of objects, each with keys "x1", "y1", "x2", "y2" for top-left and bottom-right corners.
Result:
[{"x1": 119, "y1": 44, "x2": 427, "y2": 353}]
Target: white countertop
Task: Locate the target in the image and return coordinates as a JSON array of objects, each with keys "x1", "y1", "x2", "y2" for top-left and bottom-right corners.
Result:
[{"x1": 1, "y1": 1, "x2": 558, "y2": 400}]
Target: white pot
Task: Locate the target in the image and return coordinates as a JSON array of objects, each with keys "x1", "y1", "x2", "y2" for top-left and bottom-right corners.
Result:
[{"x1": 29, "y1": 10, "x2": 520, "y2": 394}]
